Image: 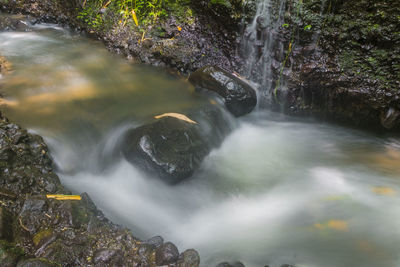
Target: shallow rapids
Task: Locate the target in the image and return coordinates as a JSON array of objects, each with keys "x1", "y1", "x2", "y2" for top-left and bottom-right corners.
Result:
[{"x1": 1, "y1": 18, "x2": 400, "y2": 267}]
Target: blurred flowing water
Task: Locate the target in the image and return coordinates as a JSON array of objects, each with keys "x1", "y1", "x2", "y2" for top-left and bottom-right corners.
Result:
[
  {"x1": 1, "y1": 15, "x2": 400, "y2": 267},
  {"x1": 240, "y1": 0, "x2": 287, "y2": 105}
]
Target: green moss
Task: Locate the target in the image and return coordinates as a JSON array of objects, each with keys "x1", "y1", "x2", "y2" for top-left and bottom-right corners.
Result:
[
  {"x1": 209, "y1": 0, "x2": 232, "y2": 8},
  {"x1": 33, "y1": 228, "x2": 54, "y2": 247},
  {"x1": 0, "y1": 240, "x2": 25, "y2": 261}
]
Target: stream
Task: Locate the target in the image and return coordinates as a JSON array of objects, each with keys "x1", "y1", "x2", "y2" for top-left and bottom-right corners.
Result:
[{"x1": 1, "y1": 15, "x2": 400, "y2": 267}]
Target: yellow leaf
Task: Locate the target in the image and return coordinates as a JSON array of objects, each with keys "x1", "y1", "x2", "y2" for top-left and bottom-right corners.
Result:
[
  {"x1": 177, "y1": 26, "x2": 182, "y2": 32},
  {"x1": 46, "y1": 194, "x2": 82, "y2": 201},
  {"x1": 314, "y1": 220, "x2": 348, "y2": 231},
  {"x1": 372, "y1": 186, "x2": 396, "y2": 196},
  {"x1": 327, "y1": 220, "x2": 348, "y2": 231},
  {"x1": 154, "y1": 113, "x2": 197, "y2": 124},
  {"x1": 131, "y1": 10, "x2": 139, "y2": 26}
]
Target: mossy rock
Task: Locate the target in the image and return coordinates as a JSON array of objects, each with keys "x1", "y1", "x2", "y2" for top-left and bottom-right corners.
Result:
[
  {"x1": 32, "y1": 228, "x2": 54, "y2": 248},
  {"x1": 0, "y1": 240, "x2": 24, "y2": 267}
]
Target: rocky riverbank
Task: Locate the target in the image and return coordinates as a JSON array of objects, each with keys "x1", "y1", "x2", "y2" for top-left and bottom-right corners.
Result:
[
  {"x1": 0, "y1": 0, "x2": 242, "y2": 73},
  {"x1": 0, "y1": 55, "x2": 201, "y2": 266}
]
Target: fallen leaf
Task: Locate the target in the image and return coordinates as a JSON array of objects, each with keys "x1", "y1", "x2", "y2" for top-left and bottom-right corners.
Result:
[
  {"x1": 372, "y1": 186, "x2": 396, "y2": 196},
  {"x1": 177, "y1": 26, "x2": 182, "y2": 32},
  {"x1": 154, "y1": 113, "x2": 197, "y2": 124},
  {"x1": 46, "y1": 194, "x2": 81, "y2": 200},
  {"x1": 314, "y1": 220, "x2": 348, "y2": 231}
]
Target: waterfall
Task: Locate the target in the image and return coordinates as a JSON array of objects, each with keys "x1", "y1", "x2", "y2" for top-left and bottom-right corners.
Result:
[{"x1": 241, "y1": 0, "x2": 288, "y2": 107}]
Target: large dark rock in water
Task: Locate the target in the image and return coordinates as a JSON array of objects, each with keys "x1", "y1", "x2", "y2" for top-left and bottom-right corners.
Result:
[
  {"x1": 122, "y1": 105, "x2": 232, "y2": 183},
  {"x1": 122, "y1": 116, "x2": 209, "y2": 184},
  {"x1": 189, "y1": 66, "x2": 257, "y2": 117}
]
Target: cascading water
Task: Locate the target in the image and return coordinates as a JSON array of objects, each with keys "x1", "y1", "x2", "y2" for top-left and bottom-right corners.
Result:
[
  {"x1": 1, "y1": 14, "x2": 400, "y2": 267},
  {"x1": 241, "y1": 0, "x2": 288, "y2": 106}
]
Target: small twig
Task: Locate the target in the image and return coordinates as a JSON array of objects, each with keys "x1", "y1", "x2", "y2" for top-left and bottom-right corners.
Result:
[{"x1": 19, "y1": 217, "x2": 30, "y2": 232}]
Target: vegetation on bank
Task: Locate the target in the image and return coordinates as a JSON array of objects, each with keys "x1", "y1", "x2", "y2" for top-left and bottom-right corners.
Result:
[
  {"x1": 76, "y1": 0, "x2": 241, "y2": 32},
  {"x1": 77, "y1": 0, "x2": 193, "y2": 31}
]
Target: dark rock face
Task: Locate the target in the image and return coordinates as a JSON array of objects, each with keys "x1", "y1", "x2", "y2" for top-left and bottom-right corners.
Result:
[
  {"x1": 256, "y1": 0, "x2": 400, "y2": 130},
  {"x1": 155, "y1": 242, "x2": 180, "y2": 265},
  {"x1": 189, "y1": 66, "x2": 257, "y2": 117}
]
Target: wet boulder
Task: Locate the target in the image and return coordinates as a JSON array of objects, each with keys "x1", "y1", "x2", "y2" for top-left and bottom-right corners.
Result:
[
  {"x1": 177, "y1": 249, "x2": 200, "y2": 267},
  {"x1": 122, "y1": 116, "x2": 210, "y2": 184},
  {"x1": 122, "y1": 105, "x2": 233, "y2": 183},
  {"x1": 145, "y1": 236, "x2": 164, "y2": 249},
  {"x1": 0, "y1": 14, "x2": 32, "y2": 32},
  {"x1": 189, "y1": 66, "x2": 257, "y2": 117},
  {"x1": 155, "y1": 242, "x2": 179, "y2": 265}
]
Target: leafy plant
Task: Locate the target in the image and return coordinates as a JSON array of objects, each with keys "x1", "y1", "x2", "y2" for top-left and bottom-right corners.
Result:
[{"x1": 77, "y1": 0, "x2": 190, "y2": 30}]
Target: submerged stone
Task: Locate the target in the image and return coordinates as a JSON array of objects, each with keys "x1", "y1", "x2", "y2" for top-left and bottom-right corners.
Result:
[{"x1": 189, "y1": 66, "x2": 257, "y2": 117}]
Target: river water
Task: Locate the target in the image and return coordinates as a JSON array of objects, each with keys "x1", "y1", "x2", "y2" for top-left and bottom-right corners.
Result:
[{"x1": 1, "y1": 16, "x2": 400, "y2": 267}]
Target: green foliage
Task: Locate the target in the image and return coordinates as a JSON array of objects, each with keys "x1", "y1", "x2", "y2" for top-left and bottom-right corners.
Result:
[
  {"x1": 209, "y1": 0, "x2": 232, "y2": 8},
  {"x1": 77, "y1": 0, "x2": 192, "y2": 30}
]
